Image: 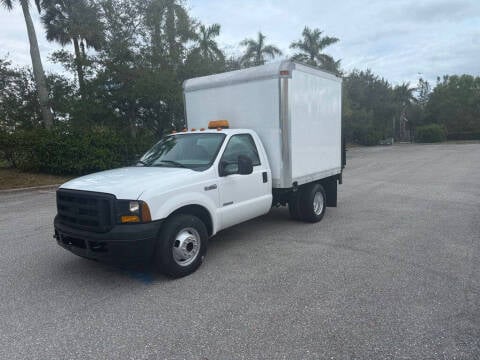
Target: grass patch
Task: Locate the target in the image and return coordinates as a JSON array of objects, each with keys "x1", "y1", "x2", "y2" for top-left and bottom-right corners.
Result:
[{"x1": 0, "y1": 168, "x2": 72, "y2": 190}]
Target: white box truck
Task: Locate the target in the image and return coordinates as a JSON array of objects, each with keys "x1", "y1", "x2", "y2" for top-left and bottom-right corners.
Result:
[{"x1": 53, "y1": 61, "x2": 344, "y2": 277}]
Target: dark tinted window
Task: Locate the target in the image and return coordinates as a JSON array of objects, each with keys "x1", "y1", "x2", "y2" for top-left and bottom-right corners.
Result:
[{"x1": 221, "y1": 134, "x2": 261, "y2": 166}]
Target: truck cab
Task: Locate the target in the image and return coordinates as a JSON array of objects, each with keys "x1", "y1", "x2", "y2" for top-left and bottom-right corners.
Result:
[{"x1": 54, "y1": 123, "x2": 273, "y2": 277}]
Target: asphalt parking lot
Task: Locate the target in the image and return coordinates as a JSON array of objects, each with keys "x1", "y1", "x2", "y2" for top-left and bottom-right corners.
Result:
[{"x1": 1, "y1": 143, "x2": 479, "y2": 359}]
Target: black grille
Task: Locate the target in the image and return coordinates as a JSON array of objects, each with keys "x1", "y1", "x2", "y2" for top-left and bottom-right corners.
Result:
[{"x1": 56, "y1": 189, "x2": 115, "y2": 233}]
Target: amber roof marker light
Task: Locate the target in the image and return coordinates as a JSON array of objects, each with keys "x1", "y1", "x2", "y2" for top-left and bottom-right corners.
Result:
[{"x1": 208, "y1": 120, "x2": 229, "y2": 129}]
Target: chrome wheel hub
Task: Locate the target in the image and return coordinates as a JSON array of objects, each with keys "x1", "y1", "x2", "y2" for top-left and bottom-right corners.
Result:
[
  {"x1": 313, "y1": 192, "x2": 324, "y2": 216},
  {"x1": 172, "y1": 227, "x2": 200, "y2": 267}
]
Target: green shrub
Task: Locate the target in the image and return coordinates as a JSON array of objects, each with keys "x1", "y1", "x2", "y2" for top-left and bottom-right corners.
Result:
[
  {"x1": 446, "y1": 132, "x2": 480, "y2": 141},
  {"x1": 415, "y1": 124, "x2": 446, "y2": 143},
  {"x1": 350, "y1": 125, "x2": 383, "y2": 146},
  {"x1": 0, "y1": 130, "x2": 40, "y2": 170},
  {"x1": 0, "y1": 128, "x2": 154, "y2": 175}
]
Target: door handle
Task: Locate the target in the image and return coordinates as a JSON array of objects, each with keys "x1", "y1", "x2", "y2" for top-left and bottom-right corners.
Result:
[
  {"x1": 204, "y1": 184, "x2": 217, "y2": 191},
  {"x1": 262, "y1": 172, "x2": 268, "y2": 183}
]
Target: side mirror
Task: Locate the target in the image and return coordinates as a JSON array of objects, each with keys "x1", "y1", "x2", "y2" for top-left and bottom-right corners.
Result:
[
  {"x1": 219, "y1": 156, "x2": 253, "y2": 176},
  {"x1": 219, "y1": 161, "x2": 237, "y2": 177},
  {"x1": 237, "y1": 155, "x2": 253, "y2": 175}
]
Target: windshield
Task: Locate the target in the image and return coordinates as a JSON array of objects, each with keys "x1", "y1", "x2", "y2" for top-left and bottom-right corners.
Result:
[{"x1": 138, "y1": 133, "x2": 226, "y2": 171}]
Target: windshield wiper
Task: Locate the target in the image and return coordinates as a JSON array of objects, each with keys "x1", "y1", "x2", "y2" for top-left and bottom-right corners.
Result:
[
  {"x1": 136, "y1": 160, "x2": 147, "y2": 166},
  {"x1": 156, "y1": 160, "x2": 186, "y2": 168}
]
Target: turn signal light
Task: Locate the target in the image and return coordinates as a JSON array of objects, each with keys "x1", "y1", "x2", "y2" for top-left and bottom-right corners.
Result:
[
  {"x1": 208, "y1": 120, "x2": 229, "y2": 129},
  {"x1": 141, "y1": 202, "x2": 152, "y2": 222},
  {"x1": 121, "y1": 215, "x2": 140, "y2": 223}
]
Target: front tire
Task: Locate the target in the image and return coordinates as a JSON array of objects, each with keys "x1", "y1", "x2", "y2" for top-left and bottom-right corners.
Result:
[{"x1": 155, "y1": 214, "x2": 208, "y2": 278}]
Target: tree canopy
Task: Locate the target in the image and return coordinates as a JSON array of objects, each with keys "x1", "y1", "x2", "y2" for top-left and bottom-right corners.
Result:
[
  {"x1": 290, "y1": 26, "x2": 340, "y2": 74},
  {"x1": 240, "y1": 32, "x2": 282, "y2": 66},
  {"x1": 1, "y1": 0, "x2": 479, "y2": 175},
  {"x1": 426, "y1": 75, "x2": 480, "y2": 135}
]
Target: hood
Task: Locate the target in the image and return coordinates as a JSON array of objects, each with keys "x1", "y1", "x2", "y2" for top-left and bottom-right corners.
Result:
[{"x1": 60, "y1": 166, "x2": 197, "y2": 199}]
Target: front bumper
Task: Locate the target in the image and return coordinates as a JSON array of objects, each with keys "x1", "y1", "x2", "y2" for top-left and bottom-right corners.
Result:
[{"x1": 54, "y1": 216, "x2": 164, "y2": 265}]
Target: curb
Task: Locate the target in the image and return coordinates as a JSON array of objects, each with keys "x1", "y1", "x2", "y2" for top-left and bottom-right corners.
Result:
[{"x1": 0, "y1": 183, "x2": 61, "y2": 194}]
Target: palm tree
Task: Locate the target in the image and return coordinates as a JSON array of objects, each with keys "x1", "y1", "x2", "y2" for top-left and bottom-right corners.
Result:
[
  {"x1": 1, "y1": 0, "x2": 53, "y2": 129},
  {"x1": 145, "y1": 0, "x2": 195, "y2": 66},
  {"x1": 190, "y1": 23, "x2": 224, "y2": 63},
  {"x1": 290, "y1": 27, "x2": 339, "y2": 72},
  {"x1": 320, "y1": 57, "x2": 343, "y2": 76},
  {"x1": 394, "y1": 82, "x2": 415, "y2": 108},
  {"x1": 41, "y1": 0, "x2": 104, "y2": 94},
  {"x1": 240, "y1": 32, "x2": 282, "y2": 67},
  {"x1": 393, "y1": 82, "x2": 415, "y2": 140}
]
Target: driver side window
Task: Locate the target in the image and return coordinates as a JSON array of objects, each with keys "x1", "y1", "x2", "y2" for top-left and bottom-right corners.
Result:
[{"x1": 221, "y1": 134, "x2": 261, "y2": 166}]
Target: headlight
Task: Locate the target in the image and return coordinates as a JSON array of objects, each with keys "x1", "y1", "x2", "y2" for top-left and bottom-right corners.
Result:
[
  {"x1": 129, "y1": 201, "x2": 140, "y2": 213},
  {"x1": 116, "y1": 200, "x2": 152, "y2": 223}
]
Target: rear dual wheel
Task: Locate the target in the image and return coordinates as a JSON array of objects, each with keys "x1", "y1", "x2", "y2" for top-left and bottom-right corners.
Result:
[{"x1": 288, "y1": 183, "x2": 326, "y2": 223}]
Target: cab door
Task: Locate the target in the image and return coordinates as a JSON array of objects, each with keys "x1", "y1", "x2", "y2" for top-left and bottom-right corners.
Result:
[{"x1": 217, "y1": 133, "x2": 272, "y2": 230}]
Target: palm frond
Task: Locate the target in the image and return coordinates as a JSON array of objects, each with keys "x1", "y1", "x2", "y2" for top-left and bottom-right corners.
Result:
[
  {"x1": 290, "y1": 26, "x2": 340, "y2": 70},
  {"x1": 1, "y1": 0, "x2": 14, "y2": 10},
  {"x1": 263, "y1": 45, "x2": 282, "y2": 57},
  {"x1": 240, "y1": 31, "x2": 281, "y2": 66},
  {"x1": 318, "y1": 36, "x2": 339, "y2": 49}
]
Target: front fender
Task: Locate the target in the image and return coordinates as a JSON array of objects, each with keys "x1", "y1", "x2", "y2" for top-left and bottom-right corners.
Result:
[{"x1": 145, "y1": 191, "x2": 218, "y2": 235}]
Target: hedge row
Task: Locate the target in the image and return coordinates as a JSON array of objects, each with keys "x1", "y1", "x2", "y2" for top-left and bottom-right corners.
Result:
[
  {"x1": 0, "y1": 129, "x2": 154, "y2": 175},
  {"x1": 415, "y1": 124, "x2": 446, "y2": 143},
  {"x1": 346, "y1": 125, "x2": 385, "y2": 146},
  {"x1": 446, "y1": 132, "x2": 480, "y2": 141}
]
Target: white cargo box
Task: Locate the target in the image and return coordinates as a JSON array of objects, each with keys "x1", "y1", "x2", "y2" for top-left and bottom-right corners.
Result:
[{"x1": 183, "y1": 60, "x2": 342, "y2": 189}]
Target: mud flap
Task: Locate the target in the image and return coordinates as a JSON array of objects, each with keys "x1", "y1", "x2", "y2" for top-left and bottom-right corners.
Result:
[{"x1": 324, "y1": 178, "x2": 337, "y2": 207}]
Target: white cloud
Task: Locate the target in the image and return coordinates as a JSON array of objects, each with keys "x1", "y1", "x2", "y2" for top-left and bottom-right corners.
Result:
[
  {"x1": 1, "y1": 0, "x2": 479, "y2": 85},
  {"x1": 189, "y1": 0, "x2": 480, "y2": 85},
  {"x1": 0, "y1": 4, "x2": 61, "y2": 73}
]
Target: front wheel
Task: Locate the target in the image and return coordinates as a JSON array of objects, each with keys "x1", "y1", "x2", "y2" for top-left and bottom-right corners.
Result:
[
  {"x1": 299, "y1": 183, "x2": 326, "y2": 223},
  {"x1": 155, "y1": 214, "x2": 208, "y2": 278}
]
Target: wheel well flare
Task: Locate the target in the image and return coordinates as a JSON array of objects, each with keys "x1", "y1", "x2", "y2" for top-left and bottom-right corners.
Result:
[{"x1": 170, "y1": 205, "x2": 213, "y2": 236}]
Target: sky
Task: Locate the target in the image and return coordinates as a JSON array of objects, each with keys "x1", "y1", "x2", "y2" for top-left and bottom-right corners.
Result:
[{"x1": 1, "y1": 0, "x2": 479, "y2": 86}]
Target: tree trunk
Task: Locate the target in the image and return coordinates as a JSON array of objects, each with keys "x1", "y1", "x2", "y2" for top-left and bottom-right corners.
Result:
[
  {"x1": 72, "y1": 37, "x2": 85, "y2": 95},
  {"x1": 128, "y1": 104, "x2": 137, "y2": 138},
  {"x1": 166, "y1": 4, "x2": 176, "y2": 65},
  {"x1": 152, "y1": 22, "x2": 161, "y2": 67},
  {"x1": 80, "y1": 40, "x2": 86, "y2": 59},
  {"x1": 20, "y1": 0, "x2": 53, "y2": 129}
]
